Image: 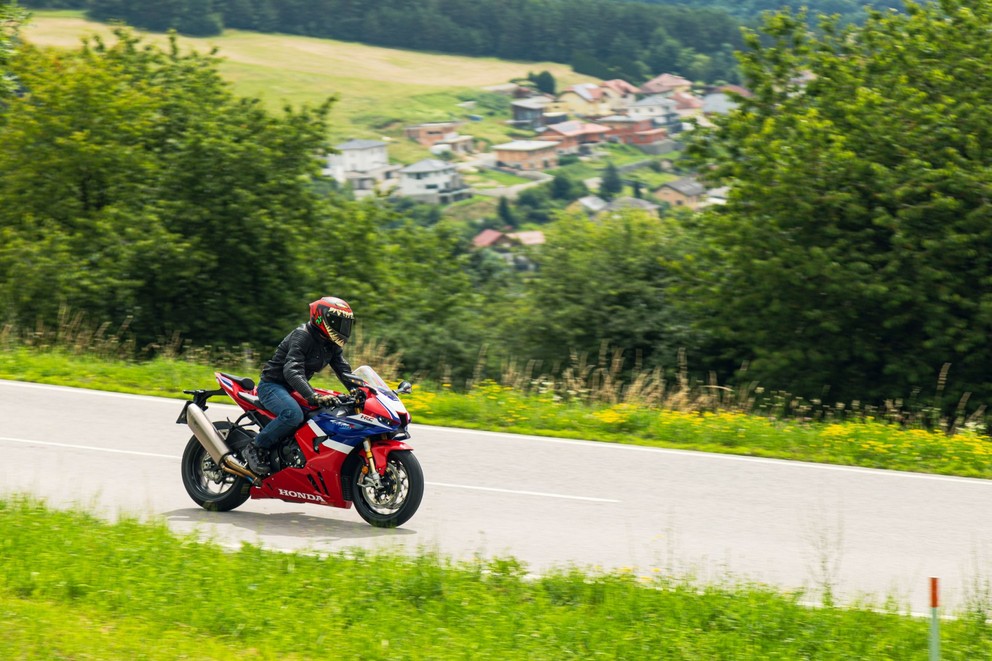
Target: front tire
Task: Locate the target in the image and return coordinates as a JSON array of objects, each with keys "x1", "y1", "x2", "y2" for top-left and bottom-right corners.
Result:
[
  {"x1": 181, "y1": 422, "x2": 251, "y2": 512},
  {"x1": 351, "y1": 450, "x2": 423, "y2": 528}
]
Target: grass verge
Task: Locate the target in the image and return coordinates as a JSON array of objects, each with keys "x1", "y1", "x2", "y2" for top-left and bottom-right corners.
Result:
[{"x1": 3, "y1": 496, "x2": 992, "y2": 660}]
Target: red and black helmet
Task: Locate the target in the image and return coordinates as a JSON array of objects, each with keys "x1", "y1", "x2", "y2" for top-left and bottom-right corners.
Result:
[{"x1": 309, "y1": 296, "x2": 354, "y2": 347}]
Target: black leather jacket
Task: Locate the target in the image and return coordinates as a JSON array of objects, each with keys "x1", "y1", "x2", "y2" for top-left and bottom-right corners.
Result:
[{"x1": 259, "y1": 322, "x2": 354, "y2": 402}]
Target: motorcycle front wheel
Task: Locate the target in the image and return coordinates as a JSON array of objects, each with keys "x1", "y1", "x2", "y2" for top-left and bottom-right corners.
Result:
[
  {"x1": 181, "y1": 422, "x2": 251, "y2": 512},
  {"x1": 351, "y1": 450, "x2": 424, "y2": 528}
]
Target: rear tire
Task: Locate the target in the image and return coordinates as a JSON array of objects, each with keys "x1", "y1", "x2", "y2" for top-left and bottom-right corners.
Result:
[
  {"x1": 181, "y1": 422, "x2": 251, "y2": 512},
  {"x1": 351, "y1": 450, "x2": 423, "y2": 528}
]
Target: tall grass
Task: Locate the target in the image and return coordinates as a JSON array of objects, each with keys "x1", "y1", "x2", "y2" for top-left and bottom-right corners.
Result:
[{"x1": 3, "y1": 496, "x2": 992, "y2": 660}]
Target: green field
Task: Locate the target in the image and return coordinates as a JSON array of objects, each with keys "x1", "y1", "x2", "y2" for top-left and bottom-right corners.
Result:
[{"x1": 20, "y1": 11, "x2": 595, "y2": 164}]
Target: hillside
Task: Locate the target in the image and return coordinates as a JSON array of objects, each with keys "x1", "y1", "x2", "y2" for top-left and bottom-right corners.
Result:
[{"x1": 21, "y1": 11, "x2": 596, "y2": 161}]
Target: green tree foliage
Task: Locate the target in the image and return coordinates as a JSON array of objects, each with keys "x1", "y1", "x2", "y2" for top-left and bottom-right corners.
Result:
[
  {"x1": 515, "y1": 210, "x2": 694, "y2": 373},
  {"x1": 497, "y1": 196, "x2": 517, "y2": 228},
  {"x1": 0, "y1": 29, "x2": 332, "y2": 349},
  {"x1": 528, "y1": 70, "x2": 556, "y2": 95},
  {"x1": 0, "y1": 2, "x2": 24, "y2": 103},
  {"x1": 686, "y1": 0, "x2": 992, "y2": 404},
  {"x1": 87, "y1": 0, "x2": 223, "y2": 36},
  {"x1": 599, "y1": 163, "x2": 624, "y2": 200}
]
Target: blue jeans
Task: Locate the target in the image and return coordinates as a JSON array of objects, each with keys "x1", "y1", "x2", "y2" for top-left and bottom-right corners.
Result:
[{"x1": 254, "y1": 381, "x2": 304, "y2": 449}]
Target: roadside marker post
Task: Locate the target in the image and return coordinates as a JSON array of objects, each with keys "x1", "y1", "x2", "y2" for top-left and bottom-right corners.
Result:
[{"x1": 930, "y1": 577, "x2": 940, "y2": 661}]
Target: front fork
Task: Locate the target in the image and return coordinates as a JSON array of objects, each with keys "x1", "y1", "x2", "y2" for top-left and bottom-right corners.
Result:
[{"x1": 359, "y1": 439, "x2": 384, "y2": 489}]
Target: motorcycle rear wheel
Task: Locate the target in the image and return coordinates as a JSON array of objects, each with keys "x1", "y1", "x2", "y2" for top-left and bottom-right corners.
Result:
[
  {"x1": 351, "y1": 450, "x2": 423, "y2": 528},
  {"x1": 181, "y1": 422, "x2": 251, "y2": 511}
]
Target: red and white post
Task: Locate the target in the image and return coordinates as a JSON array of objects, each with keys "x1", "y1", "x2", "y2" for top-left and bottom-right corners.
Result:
[{"x1": 929, "y1": 577, "x2": 940, "y2": 661}]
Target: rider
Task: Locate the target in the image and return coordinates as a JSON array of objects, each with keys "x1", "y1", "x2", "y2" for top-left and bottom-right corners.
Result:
[{"x1": 243, "y1": 296, "x2": 358, "y2": 475}]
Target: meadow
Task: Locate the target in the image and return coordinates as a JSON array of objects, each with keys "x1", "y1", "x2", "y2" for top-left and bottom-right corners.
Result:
[
  {"x1": 20, "y1": 11, "x2": 594, "y2": 162},
  {"x1": 4, "y1": 496, "x2": 992, "y2": 660}
]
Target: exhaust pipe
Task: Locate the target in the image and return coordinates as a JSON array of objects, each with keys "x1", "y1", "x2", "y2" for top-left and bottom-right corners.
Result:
[{"x1": 186, "y1": 403, "x2": 260, "y2": 484}]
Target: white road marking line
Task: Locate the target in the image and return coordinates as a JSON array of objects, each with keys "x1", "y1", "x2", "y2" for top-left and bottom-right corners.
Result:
[
  {"x1": 427, "y1": 481, "x2": 620, "y2": 503},
  {"x1": 0, "y1": 436, "x2": 179, "y2": 460},
  {"x1": 0, "y1": 435, "x2": 621, "y2": 502}
]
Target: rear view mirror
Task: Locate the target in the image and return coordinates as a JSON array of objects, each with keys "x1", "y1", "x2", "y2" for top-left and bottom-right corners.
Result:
[{"x1": 396, "y1": 381, "x2": 413, "y2": 395}]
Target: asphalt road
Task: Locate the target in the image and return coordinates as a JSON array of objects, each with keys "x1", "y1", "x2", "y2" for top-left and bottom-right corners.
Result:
[{"x1": 2, "y1": 378, "x2": 991, "y2": 614}]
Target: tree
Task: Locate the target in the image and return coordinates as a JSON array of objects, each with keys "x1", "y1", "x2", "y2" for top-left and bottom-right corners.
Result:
[
  {"x1": 530, "y1": 70, "x2": 556, "y2": 95},
  {"x1": 599, "y1": 162, "x2": 623, "y2": 200},
  {"x1": 0, "y1": 2, "x2": 25, "y2": 104},
  {"x1": 497, "y1": 195, "x2": 516, "y2": 227},
  {"x1": 0, "y1": 30, "x2": 334, "y2": 349},
  {"x1": 685, "y1": 1, "x2": 992, "y2": 405},
  {"x1": 515, "y1": 210, "x2": 695, "y2": 372}
]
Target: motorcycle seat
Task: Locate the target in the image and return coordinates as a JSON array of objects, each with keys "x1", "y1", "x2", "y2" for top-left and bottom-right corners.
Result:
[
  {"x1": 219, "y1": 372, "x2": 255, "y2": 390},
  {"x1": 239, "y1": 392, "x2": 262, "y2": 407}
]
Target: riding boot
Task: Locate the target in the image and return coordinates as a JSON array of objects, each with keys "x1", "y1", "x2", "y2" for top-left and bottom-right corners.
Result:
[{"x1": 243, "y1": 442, "x2": 271, "y2": 475}]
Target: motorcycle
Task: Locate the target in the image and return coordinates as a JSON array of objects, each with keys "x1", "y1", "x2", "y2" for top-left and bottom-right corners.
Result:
[{"x1": 176, "y1": 365, "x2": 423, "y2": 528}]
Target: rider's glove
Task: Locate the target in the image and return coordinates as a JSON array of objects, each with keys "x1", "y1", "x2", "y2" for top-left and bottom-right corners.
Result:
[{"x1": 309, "y1": 393, "x2": 340, "y2": 408}]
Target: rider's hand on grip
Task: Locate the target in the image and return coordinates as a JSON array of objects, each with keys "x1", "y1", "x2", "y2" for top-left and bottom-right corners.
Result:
[{"x1": 310, "y1": 393, "x2": 340, "y2": 408}]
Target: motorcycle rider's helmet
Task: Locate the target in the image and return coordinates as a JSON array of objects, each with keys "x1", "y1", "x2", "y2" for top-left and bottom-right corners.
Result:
[{"x1": 309, "y1": 296, "x2": 354, "y2": 347}]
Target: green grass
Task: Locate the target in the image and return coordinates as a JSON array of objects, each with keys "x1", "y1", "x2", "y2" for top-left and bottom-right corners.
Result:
[{"x1": 3, "y1": 496, "x2": 992, "y2": 660}]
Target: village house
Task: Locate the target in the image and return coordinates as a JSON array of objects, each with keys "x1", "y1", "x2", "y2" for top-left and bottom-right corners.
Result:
[
  {"x1": 323, "y1": 139, "x2": 401, "y2": 197},
  {"x1": 472, "y1": 228, "x2": 546, "y2": 249},
  {"x1": 569, "y1": 195, "x2": 660, "y2": 217},
  {"x1": 539, "y1": 120, "x2": 611, "y2": 155},
  {"x1": 654, "y1": 177, "x2": 707, "y2": 209},
  {"x1": 671, "y1": 91, "x2": 704, "y2": 121},
  {"x1": 596, "y1": 115, "x2": 670, "y2": 151},
  {"x1": 471, "y1": 228, "x2": 545, "y2": 271},
  {"x1": 404, "y1": 121, "x2": 462, "y2": 147},
  {"x1": 510, "y1": 97, "x2": 552, "y2": 129},
  {"x1": 397, "y1": 159, "x2": 472, "y2": 205},
  {"x1": 628, "y1": 95, "x2": 682, "y2": 133},
  {"x1": 639, "y1": 73, "x2": 693, "y2": 96},
  {"x1": 599, "y1": 78, "x2": 641, "y2": 112},
  {"x1": 493, "y1": 140, "x2": 560, "y2": 171},
  {"x1": 405, "y1": 122, "x2": 476, "y2": 157},
  {"x1": 552, "y1": 83, "x2": 611, "y2": 117}
]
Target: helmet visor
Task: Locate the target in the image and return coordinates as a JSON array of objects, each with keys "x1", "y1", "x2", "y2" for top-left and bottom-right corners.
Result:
[{"x1": 326, "y1": 313, "x2": 353, "y2": 340}]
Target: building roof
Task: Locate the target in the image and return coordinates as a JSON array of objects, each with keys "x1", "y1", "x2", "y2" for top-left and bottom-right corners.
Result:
[
  {"x1": 512, "y1": 98, "x2": 552, "y2": 110},
  {"x1": 400, "y1": 159, "x2": 454, "y2": 174},
  {"x1": 601, "y1": 79, "x2": 641, "y2": 96},
  {"x1": 336, "y1": 139, "x2": 387, "y2": 150},
  {"x1": 561, "y1": 83, "x2": 604, "y2": 103},
  {"x1": 472, "y1": 229, "x2": 506, "y2": 248},
  {"x1": 546, "y1": 120, "x2": 610, "y2": 137},
  {"x1": 631, "y1": 94, "x2": 677, "y2": 109},
  {"x1": 640, "y1": 73, "x2": 692, "y2": 95},
  {"x1": 577, "y1": 195, "x2": 609, "y2": 213},
  {"x1": 715, "y1": 84, "x2": 752, "y2": 98},
  {"x1": 605, "y1": 196, "x2": 660, "y2": 212},
  {"x1": 672, "y1": 91, "x2": 703, "y2": 110},
  {"x1": 702, "y1": 92, "x2": 739, "y2": 115},
  {"x1": 493, "y1": 140, "x2": 560, "y2": 151},
  {"x1": 507, "y1": 230, "x2": 545, "y2": 246},
  {"x1": 661, "y1": 177, "x2": 707, "y2": 197}
]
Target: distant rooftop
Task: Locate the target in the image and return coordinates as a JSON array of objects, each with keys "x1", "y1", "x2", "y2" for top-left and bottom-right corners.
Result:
[{"x1": 336, "y1": 139, "x2": 387, "y2": 150}]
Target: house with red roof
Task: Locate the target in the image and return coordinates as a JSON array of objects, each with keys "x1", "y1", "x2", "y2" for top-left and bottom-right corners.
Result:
[
  {"x1": 540, "y1": 120, "x2": 611, "y2": 154},
  {"x1": 640, "y1": 73, "x2": 693, "y2": 96}
]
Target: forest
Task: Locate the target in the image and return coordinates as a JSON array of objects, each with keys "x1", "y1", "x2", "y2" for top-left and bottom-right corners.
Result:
[{"x1": 3, "y1": 0, "x2": 992, "y2": 413}]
